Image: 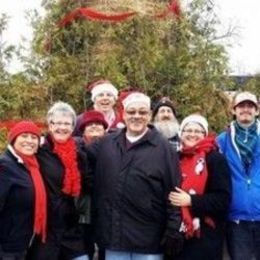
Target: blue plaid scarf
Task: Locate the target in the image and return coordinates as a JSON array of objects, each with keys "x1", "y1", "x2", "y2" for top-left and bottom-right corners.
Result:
[{"x1": 234, "y1": 121, "x2": 258, "y2": 171}]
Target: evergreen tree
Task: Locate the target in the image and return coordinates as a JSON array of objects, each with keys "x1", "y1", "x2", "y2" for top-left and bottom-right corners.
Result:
[{"x1": 28, "y1": 0, "x2": 232, "y2": 131}]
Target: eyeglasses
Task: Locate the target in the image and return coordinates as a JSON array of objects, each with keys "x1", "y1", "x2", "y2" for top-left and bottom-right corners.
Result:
[
  {"x1": 182, "y1": 129, "x2": 205, "y2": 135},
  {"x1": 125, "y1": 110, "x2": 150, "y2": 116},
  {"x1": 50, "y1": 121, "x2": 73, "y2": 127}
]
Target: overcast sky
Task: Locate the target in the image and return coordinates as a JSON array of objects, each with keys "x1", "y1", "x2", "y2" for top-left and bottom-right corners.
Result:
[
  {"x1": 216, "y1": 0, "x2": 260, "y2": 75},
  {"x1": 1, "y1": 0, "x2": 260, "y2": 75}
]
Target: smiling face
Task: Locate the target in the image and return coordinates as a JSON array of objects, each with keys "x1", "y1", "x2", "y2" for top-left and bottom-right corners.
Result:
[
  {"x1": 94, "y1": 91, "x2": 116, "y2": 113},
  {"x1": 233, "y1": 101, "x2": 259, "y2": 125},
  {"x1": 48, "y1": 112, "x2": 74, "y2": 143},
  {"x1": 83, "y1": 123, "x2": 105, "y2": 142},
  {"x1": 123, "y1": 103, "x2": 151, "y2": 137},
  {"x1": 180, "y1": 122, "x2": 206, "y2": 147},
  {"x1": 155, "y1": 106, "x2": 176, "y2": 122},
  {"x1": 13, "y1": 133, "x2": 39, "y2": 156}
]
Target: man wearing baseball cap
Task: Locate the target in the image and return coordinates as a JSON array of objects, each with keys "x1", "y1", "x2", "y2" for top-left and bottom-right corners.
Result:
[{"x1": 217, "y1": 91, "x2": 260, "y2": 260}]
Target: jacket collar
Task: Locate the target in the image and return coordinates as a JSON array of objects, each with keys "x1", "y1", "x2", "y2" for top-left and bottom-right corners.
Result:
[
  {"x1": 7, "y1": 144, "x2": 24, "y2": 164},
  {"x1": 113, "y1": 124, "x2": 160, "y2": 149},
  {"x1": 231, "y1": 119, "x2": 260, "y2": 135}
]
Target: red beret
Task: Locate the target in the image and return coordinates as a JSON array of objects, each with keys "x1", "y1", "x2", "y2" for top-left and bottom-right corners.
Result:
[
  {"x1": 8, "y1": 121, "x2": 41, "y2": 144},
  {"x1": 79, "y1": 110, "x2": 108, "y2": 131}
]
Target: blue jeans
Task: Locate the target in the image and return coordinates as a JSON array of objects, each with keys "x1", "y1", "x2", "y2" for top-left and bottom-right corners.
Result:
[
  {"x1": 227, "y1": 220, "x2": 260, "y2": 260},
  {"x1": 105, "y1": 250, "x2": 163, "y2": 260}
]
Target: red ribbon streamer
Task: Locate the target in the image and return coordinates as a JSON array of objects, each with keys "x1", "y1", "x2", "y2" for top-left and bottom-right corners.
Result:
[
  {"x1": 58, "y1": 0, "x2": 181, "y2": 27},
  {"x1": 58, "y1": 8, "x2": 136, "y2": 27}
]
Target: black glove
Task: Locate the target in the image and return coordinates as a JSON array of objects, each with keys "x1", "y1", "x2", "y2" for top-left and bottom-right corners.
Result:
[{"x1": 161, "y1": 230, "x2": 184, "y2": 257}]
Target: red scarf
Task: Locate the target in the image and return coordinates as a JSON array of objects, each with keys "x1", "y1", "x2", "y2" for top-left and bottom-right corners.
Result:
[
  {"x1": 180, "y1": 136, "x2": 216, "y2": 238},
  {"x1": 53, "y1": 137, "x2": 81, "y2": 197},
  {"x1": 16, "y1": 151, "x2": 47, "y2": 242}
]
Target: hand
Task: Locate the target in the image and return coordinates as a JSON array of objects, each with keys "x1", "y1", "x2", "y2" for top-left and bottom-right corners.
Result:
[{"x1": 168, "y1": 187, "x2": 191, "y2": 207}]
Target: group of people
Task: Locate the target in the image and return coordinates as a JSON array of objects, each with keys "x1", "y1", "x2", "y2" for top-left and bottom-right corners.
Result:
[{"x1": 0, "y1": 79, "x2": 259, "y2": 260}]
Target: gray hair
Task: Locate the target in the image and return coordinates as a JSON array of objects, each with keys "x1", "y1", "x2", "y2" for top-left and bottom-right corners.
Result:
[{"x1": 47, "y1": 101, "x2": 77, "y2": 127}]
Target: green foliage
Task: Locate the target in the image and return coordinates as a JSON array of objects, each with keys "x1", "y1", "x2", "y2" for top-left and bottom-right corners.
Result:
[
  {"x1": 0, "y1": 128, "x2": 7, "y2": 152},
  {"x1": 0, "y1": 14, "x2": 15, "y2": 82},
  {"x1": 0, "y1": 72, "x2": 47, "y2": 120},
  {"x1": 25, "y1": 0, "x2": 233, "y2": 132},
  {"x1": 242, "y1": 76, "x2": 260, "y2": 98}
]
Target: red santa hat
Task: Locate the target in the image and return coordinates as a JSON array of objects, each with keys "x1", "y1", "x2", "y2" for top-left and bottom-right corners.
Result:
[
  {"x1": 122, "y1": 92, "x2": 151, "y2": 109},
  {"x1": 90, "y1": 80, "x2": 118, "y2": 102}
]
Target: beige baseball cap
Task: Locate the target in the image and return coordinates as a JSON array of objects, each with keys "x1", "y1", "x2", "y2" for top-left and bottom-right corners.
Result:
[{"x1": 233, "y1": 91, "x2": 258, "y2": 108}]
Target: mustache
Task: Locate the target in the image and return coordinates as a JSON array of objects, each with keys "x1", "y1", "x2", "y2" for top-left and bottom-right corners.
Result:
[
  {"x1": 161, "y1": 116, "x2": 171, "y2": 120},
  {"x1": 129, "y1": 118, "x2": 144, "y2": 123},
  {"x1": 240, "y1": 111, "x2": 253, "y2": 115}
]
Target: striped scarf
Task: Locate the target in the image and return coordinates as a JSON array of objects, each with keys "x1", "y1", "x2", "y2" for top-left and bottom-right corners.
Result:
[{"x1": 234, "y1": 121, "x2": 258, "y2": 171}]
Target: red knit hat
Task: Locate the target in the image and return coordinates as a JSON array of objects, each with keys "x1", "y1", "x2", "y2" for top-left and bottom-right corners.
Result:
[
  {"x1": 79, "y1": 110, "x2": 108, "y2": 131},
  {"x1": 8, "y1": 121, "x2": 41, "y2": 144}
]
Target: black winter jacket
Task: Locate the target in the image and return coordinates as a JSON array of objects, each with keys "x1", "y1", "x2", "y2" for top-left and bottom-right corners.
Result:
[
  {"x1": 88, "y1": 127, "x2": 182, "y2": 253},
  {"x1": 0, "y1": 148, "x2": 34, "y2": 254},
  {"x1": 36, "y1": 135, "x2": 89, "y2": 234}
]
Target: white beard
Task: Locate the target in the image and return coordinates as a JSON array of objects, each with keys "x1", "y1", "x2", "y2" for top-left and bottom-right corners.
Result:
[{"x1": 153, "y1": 120, "x2": 180, "y2": 139}]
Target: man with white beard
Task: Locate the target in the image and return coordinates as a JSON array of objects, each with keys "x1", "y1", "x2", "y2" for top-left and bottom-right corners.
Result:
[{"x1": 153, "y1": 97, "x2": 180, "y2": 151}]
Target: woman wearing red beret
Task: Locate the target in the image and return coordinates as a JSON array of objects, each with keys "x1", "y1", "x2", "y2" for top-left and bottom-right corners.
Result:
[
  {"x1": 0, "y1": 121, "x2": 47, "y2": 260},
  {"x1": 75, "y1": 110, "x2": 108, "y2": 260},
  {"x1": 79, "y1": 110, "x2": 108, "y2": 144}
]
